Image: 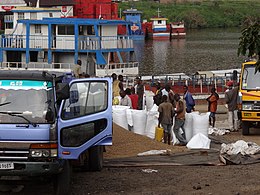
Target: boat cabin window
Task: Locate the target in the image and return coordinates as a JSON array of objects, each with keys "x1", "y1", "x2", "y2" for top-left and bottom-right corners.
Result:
[
  {"x1": 31, "y1": 13, "x2": 37, "y2": 20},
  {"x1": 158, "y1": 20, "x2": 162, "y2": 24},
  {"x1": 87, "y1": 25, "x2": 95, "y2": 35},
  {"x1": 18, "y1": 13, "x2": 24, "y2": 20},
  {"x1": 34, "y1": 24, "x2": 42, "y2": 34},
  {"x1": 58, "y1": 25, "x2": 74, "y2": 35},
  {"x1": 78, "y1": 25, "x2": 95, "y2": 36}
]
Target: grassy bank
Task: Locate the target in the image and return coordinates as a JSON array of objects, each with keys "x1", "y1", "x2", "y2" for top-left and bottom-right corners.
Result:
[{"x1": 118, "y1": 0, "x2": 259, "y2": 28}]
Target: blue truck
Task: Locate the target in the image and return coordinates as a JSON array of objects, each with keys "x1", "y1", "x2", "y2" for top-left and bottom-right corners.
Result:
[{"x1": 0, "y1": 70, "x2": 113, "y2": 194}]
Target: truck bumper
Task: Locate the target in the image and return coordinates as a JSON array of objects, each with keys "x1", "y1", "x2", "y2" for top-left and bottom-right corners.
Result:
[
  {"x1": 0, "y1": 160, "x2": 64, "y2": 176},
  {"x1": 241, "y1": 111, "x2": 260, "y2": 121}
]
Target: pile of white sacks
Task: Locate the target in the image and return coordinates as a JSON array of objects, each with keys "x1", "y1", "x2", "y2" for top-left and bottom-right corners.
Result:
[{"x1": 112, "y1": 91, "x2": 211, "y2": 149}]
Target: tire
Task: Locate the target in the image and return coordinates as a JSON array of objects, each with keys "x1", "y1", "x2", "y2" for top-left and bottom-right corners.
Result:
[
  {"x1": 54, "y1": 160, "x2": 71, "y2": 195},
  {"x1": 89, "y1": 145, "x2": 104, "y2": 171},
  {"x1": 242, "y1": 121, "x2": 250, "y2": 135},
  {"x1": 80, "y1": 151, "x2": 89, "y2": 172}
]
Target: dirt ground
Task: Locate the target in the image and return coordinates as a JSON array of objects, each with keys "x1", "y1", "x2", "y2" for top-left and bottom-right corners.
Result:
[
  {"x1": 2, "y1": 104, "x2": 260, "y2": 194},
  {"x1": 73, "y1": 104, "x2": 260, "y2": 195}
]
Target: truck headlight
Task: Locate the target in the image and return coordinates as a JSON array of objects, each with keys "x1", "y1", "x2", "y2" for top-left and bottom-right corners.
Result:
[
  {"x1": 30, "y1": 143, "x2": 58, "y2": 158},
  {"x1": 242, "y1": 103, "x2": 253, "y2": 110},
  {"x1": 30, "y1": 149, "x2": 50, "y2": 157},
  {"x1": 30, "y1": 150, "x2": 43, "y2": 157}
]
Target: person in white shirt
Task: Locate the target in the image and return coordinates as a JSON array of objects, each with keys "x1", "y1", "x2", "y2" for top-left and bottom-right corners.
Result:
[
  {"x1": 161, "y1": 84, "x2": 175, "y2": 107},
  {"x1": 119, "y1": 90, "x2": 132, "y2": 108}
]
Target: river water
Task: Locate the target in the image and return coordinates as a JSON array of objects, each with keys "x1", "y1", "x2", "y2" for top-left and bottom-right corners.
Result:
[{"x1": 134, "y1": 27, "x2": 245, "y2": 76}]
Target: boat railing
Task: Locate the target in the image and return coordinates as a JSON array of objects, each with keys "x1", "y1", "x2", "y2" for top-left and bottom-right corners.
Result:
[
  {"x1": 1, "y1": 34, "x2": 26, "y2": 48},
  {"x1": 117, "y1": 36, "x2": 134, "y2": 49},
  {"x1": 96, "y1": 62, "x2": 139, "y2": 70},
  {"x1": 135, "y1": 73, "x2": 235, "y2": 94},
  {"x1": 78, "y1": 36, "x2": 100, "y2": 50},
  {"x1": 0, "y1": 62, "x2": 73, "y2": 71},
  {"x1": 1, "y1": 34, "x2": 134, "y2": 50}
]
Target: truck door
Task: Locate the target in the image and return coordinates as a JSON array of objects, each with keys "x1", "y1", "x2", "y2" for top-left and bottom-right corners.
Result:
[{"x1": 57, "y1": 78, "x2": 112, "y2": 159}]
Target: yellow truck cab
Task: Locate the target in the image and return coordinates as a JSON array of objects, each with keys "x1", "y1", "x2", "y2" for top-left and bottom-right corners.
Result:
[{"x1": 239, "y1": 60, "x2": 260, "y2": 135}]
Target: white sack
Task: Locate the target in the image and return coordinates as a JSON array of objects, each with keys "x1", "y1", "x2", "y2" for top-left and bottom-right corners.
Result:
[
  {"x1": 192, "y1": 112, "x2": 210, "y2": 137},
  {"x1": 126, "y1": 108, "x2": 133, "y2": 127},
  {"x1": 150, "y1": 104, "x2": 159, "y2": 112},
  {"x1": 132, "y1": 109, "x2": 147, "y2": 135},
  {"x1": 145, "y1": 110, "x2": 159, "y2": 139},
  {"x1": 220, "y1": 140, "x2": 260, "y2": 156},
  {"x1": 186, "y1": 133, "x2": 211, "y2": 149},
  {"x1": 184, "y1": 113, "x2": 196, "y2": 141},
  {"x1": 112, "y1": 105, "x2": 129, "y2": 130},
  {"x1": 137, "y1": 150, "x2": 168, "y2": 156},
  {"x1": 144, "y1": 90, "x2": 155, "y2": 111}
]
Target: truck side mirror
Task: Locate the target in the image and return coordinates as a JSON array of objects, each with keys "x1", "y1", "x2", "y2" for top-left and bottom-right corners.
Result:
[{"x1": 56, "y1": 83, "x2": 70, "y2": 101}]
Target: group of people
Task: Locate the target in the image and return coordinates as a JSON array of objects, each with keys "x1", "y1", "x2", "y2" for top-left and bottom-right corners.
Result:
[
  {"x1": 112, "y1": 73, "x2": 144, "y2": 110},
  {"x1": 156, "y1": 83, "x2": 196, "y2": 146},
  {"x1": 74, "y1": 61, "x2": 239, "y2": 143},
  {"x1": 157, "y1": 81, "x2": 239, "y2": 146}
]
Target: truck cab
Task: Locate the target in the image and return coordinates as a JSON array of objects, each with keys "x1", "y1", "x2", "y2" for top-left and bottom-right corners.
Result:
[
  {"x1": 238, "y1": 61, "x2": 260, "y2": 135},
  {"x1": 0, "y1": 70, "x2": 112, "y2": 194}
]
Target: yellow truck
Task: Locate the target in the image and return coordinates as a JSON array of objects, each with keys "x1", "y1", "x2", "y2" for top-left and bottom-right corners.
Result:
[{"x1": 238, "y1": 60, "x2": 260, "y2": 135}]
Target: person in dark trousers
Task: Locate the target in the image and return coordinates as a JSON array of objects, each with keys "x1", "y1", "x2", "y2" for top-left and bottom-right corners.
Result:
[
  {"x1": 158, "y1": 95, "x2": 174, "y2": 145},
  {"x1": 173, "y1": 93, "x2": 187, "y2": 146},
  {"x1": 183, "y1": 85, "x2": 195, "y2": 113},
  {"x1": 206, "y1": 87, "x2": 219, "y2": 127},
  {"x1": 134, "y1": 76, "x2": 144, "y2": 110},
  {"x1": 225, "y1": 83, "x2": 239, "y2": 131}
]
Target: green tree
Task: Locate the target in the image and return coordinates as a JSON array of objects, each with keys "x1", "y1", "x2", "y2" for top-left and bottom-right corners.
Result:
[{"x1": 237, "y1": 22, "x2": 260, "y2": 72}]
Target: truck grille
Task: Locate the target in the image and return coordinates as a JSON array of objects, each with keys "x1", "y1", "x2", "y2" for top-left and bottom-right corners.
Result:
[
  {"x1": 253, "y1": 102, "x2": 260, "y2": 110},
  {"x1": 0, "y1": 149, "x2": 29, "y2": 160}
]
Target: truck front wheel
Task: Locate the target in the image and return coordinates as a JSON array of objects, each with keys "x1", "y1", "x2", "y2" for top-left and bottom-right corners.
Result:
[
  {"x1": 89, "y1": 145, "x2": 104, "y2": 171},
  {"x1": 242, "y1": 121, "x2": 250, "y2": 135},
  {"x1": 54, "y1": 160, "x2": 71, "y2": 195}
]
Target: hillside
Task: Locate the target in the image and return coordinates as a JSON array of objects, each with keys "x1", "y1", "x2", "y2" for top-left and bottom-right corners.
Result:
[{"x1": 119, "y1": 0, "x2": 260, "y2": 28}]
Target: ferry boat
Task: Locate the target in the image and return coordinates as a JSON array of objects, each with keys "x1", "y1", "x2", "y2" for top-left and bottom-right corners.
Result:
[
  {"x1": 171, "y1": 21, "x2": 186, "y2": 38},
  {"x1": 122, "y1": 8, "x2": 144, "y2": 40},
  {"x1": 123, "y1": 68, "x2": 240, "y2": 97},
  {"x1": 142, "y1": 8, "x2": 186, "y2": 40},
  {"x1": 0, "y1": 5, "x2": 139, "y2": 77}
]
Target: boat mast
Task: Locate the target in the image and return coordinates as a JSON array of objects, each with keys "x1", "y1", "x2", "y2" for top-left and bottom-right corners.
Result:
[
  {"x1": 36, "y1": 0, "x2": 40, "y2": 8},
  {"x1": 156, "y1": 8, "x2": 161, "y2": 18}
]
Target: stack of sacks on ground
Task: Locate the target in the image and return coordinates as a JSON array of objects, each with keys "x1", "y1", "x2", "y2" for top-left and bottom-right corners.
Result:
[
  {"x1": 112, "y1": 102, "x2": 211, "y2": 149},
  {"x1": 184, "y1": 112, "x2": 211, "y2": 149},
  {"x1": 112, "y1": 105, "x2": 130, "y2": 130}
]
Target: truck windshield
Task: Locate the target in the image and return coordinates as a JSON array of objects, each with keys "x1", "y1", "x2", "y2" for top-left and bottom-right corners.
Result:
[
  {"x1": 242, "y1": 66, "x2": 260, "y2": 90},
  {"x1": 0, "y1": 80, "x2": 54, "y2": 124}
]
